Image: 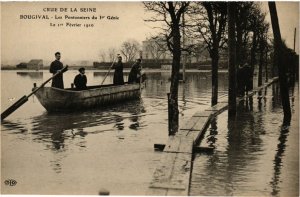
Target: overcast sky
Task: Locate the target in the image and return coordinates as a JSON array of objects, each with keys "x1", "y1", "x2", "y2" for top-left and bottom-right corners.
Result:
[
  {"x1": 1, "y1": 2, "x2": 299, "y2": 65},
  {"x1": 261, "y1": 1, "x2": 299, "y2": 52}
]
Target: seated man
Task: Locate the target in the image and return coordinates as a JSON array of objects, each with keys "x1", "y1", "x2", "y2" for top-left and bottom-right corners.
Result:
[
  {"x1": 74, "y1": 67, "x2": 87, "y2": 90},
  {"x1": 128, "y1": 58, "x2": 142, "y2": 84}
]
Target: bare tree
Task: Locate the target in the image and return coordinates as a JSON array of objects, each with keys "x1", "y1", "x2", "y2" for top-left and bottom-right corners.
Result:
[
  {"x1": 190, "y1": 43, "x2": 208, "y2": 62},
  {"x1": 144, "y1": 2, "x2": 190, "y2": 134},
  {"x1": 188, "y1": 2, "x2": 227, "y2": 106},
  {"x1": 235, "y1": 2, "x2": 255, "y2": 66},
  {"x1": 257, "y1": 21, "x2": 270, "y2": 87},
  {"x1": 108, "y1": 48, "x2": 117, "y2": 62},
  {"x1": 99, "y1": 50, "x2": 106, "y2": 63},
  {"x1": 230, "y1": 2, "x2": 270, "y2": 91},
  {"x1": 144, "y1": 37, "x2": 168, "y2": 63},
  {"x1": 120, "y1": 39, "x2": 140, "y2": 62}
]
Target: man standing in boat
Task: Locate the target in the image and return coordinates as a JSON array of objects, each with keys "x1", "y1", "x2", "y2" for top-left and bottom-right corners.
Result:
[
  {"x1": 112, "y1": 55, "x2": 124, "y2": 85},
  {"x1": 74, "y1": 67, "x2": 87, "y2": 90},
  {"x1": 128, "y1": 58, "x2": 142, "y2": 84},
  {"x1": 50, "y1": 52, "x2": 67, "y2": 89}
]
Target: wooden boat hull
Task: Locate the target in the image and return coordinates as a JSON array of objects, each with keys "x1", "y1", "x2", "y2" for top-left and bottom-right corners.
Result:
[{"x1": 33, "y1": 84, "x2": 141, "y2": 112}]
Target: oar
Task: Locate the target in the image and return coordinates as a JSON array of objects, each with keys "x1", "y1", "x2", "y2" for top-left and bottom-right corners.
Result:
[
  {"x1": 1, "y1": 66, "x2": 68, "y2": 121},
  {"x1": 100, "y1": 58, "x2": 116, "y2": 86}
]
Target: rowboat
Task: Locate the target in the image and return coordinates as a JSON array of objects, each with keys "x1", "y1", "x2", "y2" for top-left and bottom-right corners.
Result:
[{"x1": 33, "y1": 83, "x2": 142, "y2": 112}]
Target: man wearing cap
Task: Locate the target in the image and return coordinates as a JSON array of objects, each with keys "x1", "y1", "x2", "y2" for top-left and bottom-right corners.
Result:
[
  {"x1": 244, "y1": 63, "x2": 253, "y2": 94},
  {"x1": 74, "y1": 67, "x2": 87, "y2": 90},
  {"x1": 49, "y1": 52, "x2": 67, "y2": 89},
  {"x1": 237, "y1": 64, "x2": 246, "y2": 96},
  {"x1": 128, "y1": 58, "x2": 142, "y2": 84}
]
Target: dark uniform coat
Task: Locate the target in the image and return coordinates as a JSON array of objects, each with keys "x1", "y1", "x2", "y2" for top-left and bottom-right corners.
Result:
[
  {"x1": 237, "y1": 66, "x2": 246, "y2": 96},
  {"x1": 112, "y1": 61, "x2": 124, "y2": 85},
  {"x1": 50, "y1": 60, "x2": 64, "y2": 89},
  {"x1": 74, "y1": 74, "x2": 87, "y2": 90},
  {"x1": 244, "y1": 65, "x2": 253, "y2": 91},
  {"x1": 128, "y1": 62, "x2": 141, "y2": 84}
]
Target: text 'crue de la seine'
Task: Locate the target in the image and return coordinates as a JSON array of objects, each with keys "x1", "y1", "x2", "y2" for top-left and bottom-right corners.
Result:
[{"x1": 43, "y1": 8, "x2": 97, "y2": 12}]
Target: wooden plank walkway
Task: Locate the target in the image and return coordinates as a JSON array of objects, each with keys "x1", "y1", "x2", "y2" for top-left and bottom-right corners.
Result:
[{"x1": 147, "y1": 77, "x2": 279, "y2": 196}]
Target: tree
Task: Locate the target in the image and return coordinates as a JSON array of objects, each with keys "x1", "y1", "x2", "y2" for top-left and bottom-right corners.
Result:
[
  {"x1": 268, "y1": 2, "x2": 291, "y2": 127},
  {"x1": 99, "y1": 50, "x2": 106, "y2": 62},
  {"x1": 190, "y1": 43, "x2": 208, "y2": 62},
  {"x1": 120, "y1": 39, "x2": 140, "y2": 62},
  {"x1": 235, "y1": 2, "x2": 255, "y2": 66},
  {"x1": 144, "y1": 37, "x2": 168, "y2": 63},
  {"x1": 228, "y1": 2, "x2": 237, "y2": 117},
  {"x1": 144, "y1": 2, "x2": 190, "y2": 134},
  {"x1": 235, "y1": 3, "x2": 269, "y2": 91},
  {"x1": 257, "y1": 21, "x2": 270, "y2": 87},
  {"x1": 246, "y1": 3, "x2": 268, "y2": 90},
  {"x1": 188, "y1": 2, "x2": 228, "y2": 106},
  {"x1": 108, "y1": 47, "x2": 117, "y2": 62}
]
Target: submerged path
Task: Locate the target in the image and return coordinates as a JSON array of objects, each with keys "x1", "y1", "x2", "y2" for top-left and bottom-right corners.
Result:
[{"x1": 147, "y1": 77, "x2": 279, "y2": 195}]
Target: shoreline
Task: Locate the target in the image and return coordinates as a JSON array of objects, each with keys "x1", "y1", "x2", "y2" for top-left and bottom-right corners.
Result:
[{"x1": 1, "y1": 68, "x2": 229, "y2": 73}]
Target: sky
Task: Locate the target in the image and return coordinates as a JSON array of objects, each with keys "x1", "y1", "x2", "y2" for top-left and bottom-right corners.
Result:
[
  {"x1": 1, "y1": 2, "x2": 156, "y2": 65},
  {"x1": 261, "y1": 1, "x2": 299, "y2": 52},
  {"x1": 1, "y1": 2, "x2": 299, "y2": 66}
]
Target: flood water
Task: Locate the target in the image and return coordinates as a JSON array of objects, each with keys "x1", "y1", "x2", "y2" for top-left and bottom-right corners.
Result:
[
  {"x1": 190, "y1": 82, "x2": 299, "y2": 196},
  {"x1": 1, "y1": 70, "x2": 298, "y2": 195}
]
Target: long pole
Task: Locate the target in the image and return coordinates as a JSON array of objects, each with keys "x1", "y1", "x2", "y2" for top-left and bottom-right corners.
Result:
[
  {"x1": 139, "y1": 52, "x2": 143, "y2": 95},
  {"x1": 182, "y1": 12, "x2": 186, "y2": 82},
  {"x1": 100, "y1": 58, "x2": 116, "y2": 86},
  {"x1": 294, "y1": 28, "x2": 296, "y2": 52}
]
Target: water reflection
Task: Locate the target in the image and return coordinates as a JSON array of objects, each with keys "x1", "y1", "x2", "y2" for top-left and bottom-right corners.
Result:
[
  {"x1": 2, "y1": 99, "x2": 146, "y2": 149},
  {"x1": 270, "y1": 129, "x2": 289, "y2": 196},
  {"x1": 272, "y1": 83, "x2": 281, "y2": 109},
  {"x1": 2, "y1": 99, "x2": 146, "y2": 175},
  {"x1": 1, "y1": 120, "x2": 28, "y2": 134},
  {"x1": 179, "y1": 82, "x2": 188, "y2": 116},
  {"x1": 191, "y1": 81, "x2": 299, "y2": 196},
  {"x1": 206, "y1": 118, "x2": 218, "y2": 147},
  {"x1": 256, "y1": 88, "x2": 268, "y2": 112},
  {"x1": 16, "y1": 71, "x2": 43, "y2": 79},
  {"x1": 270, "y1": 81, "x2": 298, "y2": 196},
  {"x1": 142, "y1": 72, "x2": 230, "y2": 100},
  {"x1": 238, "y1": 97, "x2": 253, "y2": 112}
]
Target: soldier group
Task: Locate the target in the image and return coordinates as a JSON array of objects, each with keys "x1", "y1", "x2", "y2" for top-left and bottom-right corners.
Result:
[
  {"x1": 237, "y1": 63, "x2": 253, "y2": 97},
  {"x1": 49, "y1": 52, "x2": 142, "y2": 90}
]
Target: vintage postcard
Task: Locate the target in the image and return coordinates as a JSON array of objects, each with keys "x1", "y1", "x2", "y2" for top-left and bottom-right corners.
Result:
[{"x1": 1, "y1": 1, "x2": 299, "y2": 196}]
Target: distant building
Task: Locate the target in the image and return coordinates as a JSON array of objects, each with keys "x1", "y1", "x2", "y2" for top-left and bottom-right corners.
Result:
[
  {"x1": 27, "y1": 59, "x2": 43, "y2": 70},
  {"x1": 16, "y1": 62, "x2": 28, "y2": 69},
  {"x1": 79, "y1": 60, "x2": 93, "y2": 67}
]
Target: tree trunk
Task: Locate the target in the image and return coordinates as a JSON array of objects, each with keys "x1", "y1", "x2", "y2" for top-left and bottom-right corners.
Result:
[
  {"x1": 268, "y1": 2, "x2": 292, "y2": 127},
  {"x1": 228, "y1": 2, "x2": 237, "y2": 117},
  {"x1": 169, "y1": 25, "x2": 181, "y2": 135},
  {"x1": 211, "y1": 47, "x2": 219, "y2": 106}
]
